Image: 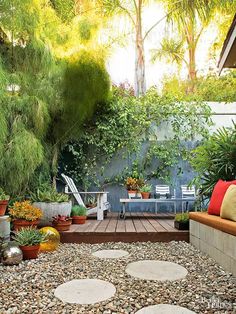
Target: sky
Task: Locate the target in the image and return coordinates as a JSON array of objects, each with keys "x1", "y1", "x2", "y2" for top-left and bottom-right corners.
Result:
[{"x1": 105, "y1": 3, "x2": 220, "y2": 89}]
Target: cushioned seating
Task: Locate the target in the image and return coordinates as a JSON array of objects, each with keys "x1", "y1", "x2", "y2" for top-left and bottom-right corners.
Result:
[{"x1": 189, "y1": 212, "x2": 236, "y2": 237}]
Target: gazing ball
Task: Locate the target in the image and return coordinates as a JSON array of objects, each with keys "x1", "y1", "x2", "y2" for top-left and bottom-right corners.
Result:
[
  {"x1": 1, "y1": 244, "x2": 23, "y2": 266},
  {"x1": 39, "y1": 227, "x2": 60, "y2": 252}
]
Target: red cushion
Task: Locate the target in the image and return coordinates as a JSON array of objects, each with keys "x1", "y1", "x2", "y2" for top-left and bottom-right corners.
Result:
[{"x1": 208, "y1": 179, "x2": 236, "y2": 215}]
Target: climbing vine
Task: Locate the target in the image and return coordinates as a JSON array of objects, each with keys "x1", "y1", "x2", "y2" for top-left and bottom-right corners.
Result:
[{"x1": 60, "y1": 86, "x2": 212, "y2": 189}]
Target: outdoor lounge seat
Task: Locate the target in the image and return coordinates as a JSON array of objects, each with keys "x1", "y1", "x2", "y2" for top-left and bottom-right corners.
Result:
[
  {"x1": 61, "y1": 174, "x2": 110, "y2": 221},
  {"x1": 189, "y1": 212, "x2": 236, "y2": 275}
]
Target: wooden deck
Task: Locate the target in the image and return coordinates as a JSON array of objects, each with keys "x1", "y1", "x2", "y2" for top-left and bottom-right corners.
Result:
[{"x1": 60, "y1": 212, "x2": 189, "y2": 243}]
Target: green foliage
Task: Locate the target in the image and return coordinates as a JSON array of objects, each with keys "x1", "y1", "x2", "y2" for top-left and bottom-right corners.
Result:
[
  {"x1": 175, "y1": 212, "x2": 189, "y2": 223},
  {"x1": 13, "y1": 227, "x2": 47, "y2": 246},
  {"x1": 190, "y1": 123, "x2": 236, "y2": 196},
  {"x1": 162, "y1": 73, "x2": 236, "y2": 102},
  {"x1": 0, "y1": 187, "x2": 10, "y2": 201},
  {"x1": 61, "y1": 86, "x2": 211, "y2": 189},
  {"x1": 52, "y1": 50, "x2": 110, "y2": 145},
  {"x1": 140, "y1": 184, "x2": 152, "y2": 193},
  {"x1": 30, "y1": 183, "x2": 69, "y2": 203},
  {"x1": 50, "y1": 0, "x2": 75, "y2": 22},
  {"x1": 71, "y1": 205, "x2": 87, "y2": 217}
]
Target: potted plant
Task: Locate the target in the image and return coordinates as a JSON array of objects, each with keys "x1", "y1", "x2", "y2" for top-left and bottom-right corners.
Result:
[
  {"x1": 71, "y1": 205, "x2": 87, "y2": 224},
  {"x1": 13, "y1": 227, "x2": 47, "y2": 260},
  {"x1": 0, "y1": 188, "x2": 10, "y2": 216},
  {"x1": 174, "y1": 212, "x2": 189, "y2": 230},
  {"x1": 52, "y1": 215, "x2": 72, "y2": 231},
  {"x1": 140, "y1": 184, "x2": 152, "y2": 199},
  {"x1": 9, "y1": 201, "x2": 43, "y2": 231},
  {"x1": 31, "y1": 183, "x2": 72, "y2": 226},
  {"x1": 85, "y1": 195, "x2": 97, "y2": 208},
  {"x1": 125, "y1": 177, "x2": 138, "y2": 197}
]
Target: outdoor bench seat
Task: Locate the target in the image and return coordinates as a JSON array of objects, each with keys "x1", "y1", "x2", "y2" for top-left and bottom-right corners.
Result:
[
  {"x1": 189, "y1": 212, "x2": 236, "y2": 276},
  {"x1": 189, "y1": 212, "x2": 236, "y2": 236}
]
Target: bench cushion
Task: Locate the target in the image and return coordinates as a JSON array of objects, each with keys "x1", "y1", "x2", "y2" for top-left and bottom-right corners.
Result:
[
  {"x1": 189, "y1": 212, "x2": 236, "y2": 236},
  {"x1": 208, "y1": 179, "x2": 236, "y2": 216},
  {"x1": 221, "y1": 185, "x2": 236, "y2": 222}
]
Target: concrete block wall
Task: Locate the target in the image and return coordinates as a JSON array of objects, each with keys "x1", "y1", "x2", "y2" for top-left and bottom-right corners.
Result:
[{"x1": 190, "y1": 220, "x2": 236, "y2": 276}]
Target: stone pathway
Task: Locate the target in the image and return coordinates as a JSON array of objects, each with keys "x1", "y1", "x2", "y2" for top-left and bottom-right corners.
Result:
[
  {"x1": 92, "y1": 249, "x2": 129, "y2": 259},
  {"x1": 0, "y1": 241, "x2": 235, "y2": 313},
  {"x1": 125, "y1": 260, "x2": 188, "y2": 281},
  {"x1": 54, "y1": 279, "x2": 116, "y2": 304},
  {"x1": 135, "y1": 304, "x2": 196, "y2": 313}
]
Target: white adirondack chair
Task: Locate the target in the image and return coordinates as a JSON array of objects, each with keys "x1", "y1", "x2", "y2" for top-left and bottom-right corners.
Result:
[
  {"x1": 61, "y1": 174, "x2": 110, "y2": 221},
  {"x1": 181, "y1": 185, "x2": 196, "y2": 212}
]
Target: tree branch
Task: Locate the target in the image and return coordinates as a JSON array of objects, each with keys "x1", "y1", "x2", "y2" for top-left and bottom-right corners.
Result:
[
  {"x1": 143, "y1": 0, "x2": 184, "y2": 41},
  {"x1": 118, "y1": 3, "x2": 136, "y2": 26}
]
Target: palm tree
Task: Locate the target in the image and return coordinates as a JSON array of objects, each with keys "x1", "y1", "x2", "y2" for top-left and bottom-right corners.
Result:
[{"x1": 160, "y1": 0, "x2": 236, "y2": 84}]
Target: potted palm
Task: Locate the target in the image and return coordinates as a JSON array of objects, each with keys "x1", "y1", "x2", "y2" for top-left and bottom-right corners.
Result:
[
  {"x1": 174, "y1": 213, "x2": 189, "y2": 230},
  {"x1": 13, "y1": 227, "x2": 47, "y2": 260},
  {"x1": 0, "y1": 188, "x2": 10, "y2": 216},
  {"x1": 9, "y1": 201, "x2": 43, "y2": 231},
  {"x1": 52, "y1": 215, "x2": 72, "y2": 231},
  {"x1": 31, "y1": 183, "x2": 72, "y2": 226},
  {"x1": 71, "y1": 205, "x2": 87, "y2": 224},
  {"x1": 140, "y1": 184, "x2": 152, "y2": 199}
]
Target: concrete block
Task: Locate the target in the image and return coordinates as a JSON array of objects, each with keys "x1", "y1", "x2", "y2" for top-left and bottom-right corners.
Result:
[
  {"x1": 190, "y1": 234, "x2": 200, "y2": 249},
  {"x1": 212, "y1": 228, "x2": 224, "y2": 252},
  {"x1": 223, "y1": 233, "x2": 236, "y2": 260},
  {"x1": 230, "y1": 258, "x2": 236, "y2": 277},
  {"x1": 190, "y1": 220, "x2": 200, "y2": 238}
]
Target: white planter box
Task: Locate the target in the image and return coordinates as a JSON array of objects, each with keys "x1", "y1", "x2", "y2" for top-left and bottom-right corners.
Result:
[
  {"x1": 0, "y1": 215, "x2": 10, "y2": 241},
  {"x1": 34, "y1": 201, "x2": 72, "y2": 226}
]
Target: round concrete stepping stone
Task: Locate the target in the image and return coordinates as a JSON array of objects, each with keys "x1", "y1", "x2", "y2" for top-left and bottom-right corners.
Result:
[
  {"x1": 92, "y1": 249, "x2": 129, "y2": 259},
  {"x1": 136, "y1": 304, "x2": 196, "y2": 314},
  {"x1": 54, "y1": 279, "x2": 116, "y2": 304},
  {"x1": 125, "y1": 260, "x2": 188, "y2": 281}
]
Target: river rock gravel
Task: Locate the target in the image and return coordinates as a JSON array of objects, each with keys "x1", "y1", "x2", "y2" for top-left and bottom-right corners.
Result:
[{"x1": 0, "y1": 241, "x2": 235, "y2": 314}]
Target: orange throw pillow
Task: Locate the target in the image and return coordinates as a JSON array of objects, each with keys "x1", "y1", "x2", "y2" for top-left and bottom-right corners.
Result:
[{"x1": 208, "y1": 179, "x2": 236, "y2": 216}]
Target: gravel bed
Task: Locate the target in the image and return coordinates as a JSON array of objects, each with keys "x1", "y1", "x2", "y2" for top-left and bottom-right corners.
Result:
[{"x1": 0, "y1": 241, "x2": 235, "y2": 314}]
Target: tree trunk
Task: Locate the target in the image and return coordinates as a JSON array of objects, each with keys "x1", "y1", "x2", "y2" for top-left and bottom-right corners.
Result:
[
  {"x1": 188, "y1": 45, "x2": 196, "y2": 81},
  {"x1": 134, "y1": 0, "x2": 146, "y2": 97},
  {"x1": 52, "y1": 145, "x2": 59, "y2": 189}
]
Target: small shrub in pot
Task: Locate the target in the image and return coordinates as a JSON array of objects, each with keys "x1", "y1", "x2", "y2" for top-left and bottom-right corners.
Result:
[
  {"x1": 140, "y1": 184, "x2": 152, "y2": 199},
  {"x1": 13, "y1": 227, "x2": 47, "y2": 260},
  {"x1": 30, "y1": 184, "x2": 72, "y2": 226},
  {"x1": 0, "y1": 188, "x2": 10, "y2": 216},
  {"x1": 71, "y1": 205, "x2": 87, "y2": 224},
  {"x1": 52, "y1": 215, "x2": 72, "y2": 231},
  {"x1": 9, "y1": 201, "x2": 43, "y2": 230},
  {"x1": 174, "y1": 212, "x2": 189, "y2": 230}
]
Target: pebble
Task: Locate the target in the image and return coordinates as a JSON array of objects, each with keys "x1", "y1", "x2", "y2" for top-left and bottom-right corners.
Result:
[{"x1": 0, "y1": 241, "x2": 235, "y2": 313}]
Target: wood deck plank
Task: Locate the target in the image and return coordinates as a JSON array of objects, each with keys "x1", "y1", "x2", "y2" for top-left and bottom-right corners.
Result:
[
  {"x1": 105, "y1": 214, "x2": 118, "y2": 232},
  {"x1": 116, "y1": 218, "x2": 126, "y2": 232},
  {"x1": 131, "y1": 212, "x2": 146, "y2": 232},
  {"x1": 158, "y1": 219, "x2": 176, "y2": 231},
  {"x1": 124, "y1": 214, "x2": 136, "y2": 232},
  {"x1": 60, "y1": 213, "x2": 189, "y2": 243},
  {"x1": 140, "y1": 216, "x2": 156, "y2": 232}
]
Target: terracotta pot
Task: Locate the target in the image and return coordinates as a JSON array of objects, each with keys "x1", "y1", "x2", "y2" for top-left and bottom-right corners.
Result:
[
  {"x1": 127, "y1": 190, "x2": 137, "y2": 198},
  {"x1": 0, "y1": 200, "x2": 8, "y2": 216},
  {"x1": 13, "y1": 219, "x2": 39, "y2": 231},
  {"x1": 141, "y1": 192, "x2": 150, "y2": 199},
  {"x1": 72, "y1": 216, "x2": 87, "y2": 224},
  {"x1": 52, "y1": 220, "x2": 72, "y2": 232},
  {"x1": 19, "y1": 244, "x2": 40, "y2": 260}
]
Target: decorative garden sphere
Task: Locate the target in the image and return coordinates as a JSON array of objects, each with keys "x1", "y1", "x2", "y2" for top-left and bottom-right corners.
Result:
[
  {"x1": 1, "y1": 244, "x2": 23, "y2": 266},
  {"x1": 39, "y1": 227, "x2": 60, "y2": 252}
]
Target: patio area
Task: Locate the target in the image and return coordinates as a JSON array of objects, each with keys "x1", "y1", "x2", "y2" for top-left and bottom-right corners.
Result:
[
  {"x1": 0, "y1": 241, "x2": 235, "y2": 313},
  {"x1": 60, "y1": 212, "x2": 189, "y2": 243}
]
